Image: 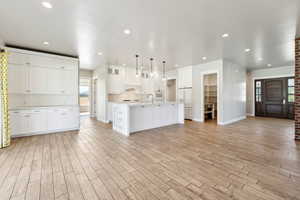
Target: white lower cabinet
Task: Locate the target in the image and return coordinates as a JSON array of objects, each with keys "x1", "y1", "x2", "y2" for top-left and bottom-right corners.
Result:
[{"x1": 9, "y1": 107, "x2": 79, "y2": 137}]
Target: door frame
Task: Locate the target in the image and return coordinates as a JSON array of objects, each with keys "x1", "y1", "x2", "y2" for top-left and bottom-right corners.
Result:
[
  {"x1": 200, "y1": 70, "x2": 220, "y2": 124},
  {"x1": 252, "y1": 75, "x2": 294, "y2": 117}
]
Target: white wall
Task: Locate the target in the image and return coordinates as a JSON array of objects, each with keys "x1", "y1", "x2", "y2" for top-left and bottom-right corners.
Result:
[
  {"x1": 93, "y1": 67, "x2": 109, "y2": 123},
  {"x1": 192, "y1": 59, "x2": 246, "y2": 125},
  {"x1": 192, "y1": 60, "x2": 223, "y2": 123},
  {"x1": 246, "y1": 66, "x2": 294, "y2": 115},
  {"x1": 222, "y1": 60, "x2": 247, "y2": 124}
]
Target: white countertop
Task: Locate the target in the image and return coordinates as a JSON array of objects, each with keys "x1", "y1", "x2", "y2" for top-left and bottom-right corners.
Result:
[
  {"x1": 9, "y1": 105, "x2": 79, "y2": 111},
  {"x1": 109, "y1": 101, "x2": 181, "y2": 107}
]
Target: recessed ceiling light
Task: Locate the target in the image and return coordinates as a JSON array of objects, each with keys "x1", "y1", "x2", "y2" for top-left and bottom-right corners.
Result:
[
  {"x1": 122, "y1": 64, "x2": 126, "y2": 66},
  {"x1": 258, "y1": 58, "x2": 263, "y2": 61},
  {"x1": 175, "y1": 64, "x2": 179, "y2": 67},
  {"x1": 202, "y1": 57, "x2": 207, "y2": 60},
  {"x1": 43, "y1": 41, "x2": 49, "y2": 45},
  {"x1": 267, "y1": 64, "x2": 272, "y2": 67},
  {"x1": 222, "y1": 33, "x2": 229, "y2": 38},
  {"x1": 245, "y1": 48, "x2": 251, "y2": 52},
  {"x1": 97, "y1": 52, "x2": 103, "y2": 56},
  {"x1": 41, "y1": 2, "x2": 53, "y2": 9},
  {"x1": 123, "y1": 29, "x2": 131, "y2": 35}
]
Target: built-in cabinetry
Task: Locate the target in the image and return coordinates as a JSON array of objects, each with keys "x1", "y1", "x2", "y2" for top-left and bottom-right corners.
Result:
[
  {"x1": 177, "y1": 66, "x2": 193, "y2": 119},
  {"x1": 7, "y1": 48, "x2": 79, "y2": 137},
  {"x1": 177, "y1": 66, "x2": 192, "y2": 89},
  {"x1": 9, "y1": 107, "x2": 79, "y2": 137},
  {"x1": 107, "y1": 66, "x2": 162, "y2": 95}
]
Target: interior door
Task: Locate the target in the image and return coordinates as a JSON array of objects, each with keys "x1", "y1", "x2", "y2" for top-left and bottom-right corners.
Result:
[{"x1": 255, "y1": 77, "x2": 294, "y2": 119}]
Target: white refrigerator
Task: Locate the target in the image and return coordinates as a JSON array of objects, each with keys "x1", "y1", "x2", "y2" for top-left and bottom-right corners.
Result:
[{"x1": 178, "y1": 88, "x2": 192, "y2": 120}]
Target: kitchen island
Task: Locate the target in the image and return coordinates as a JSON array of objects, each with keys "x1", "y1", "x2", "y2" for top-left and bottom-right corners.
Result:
[{"x1": 111, "y1": 102, "x2": 184, "y2": 136}]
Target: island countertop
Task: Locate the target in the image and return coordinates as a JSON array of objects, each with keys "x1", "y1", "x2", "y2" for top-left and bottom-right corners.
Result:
[
  {"x1": 111, "y1": 102, "x2": 184, "y2": 136},
  {"x1": 109, "y1": 101, "x2": 181, "y2": 107}
]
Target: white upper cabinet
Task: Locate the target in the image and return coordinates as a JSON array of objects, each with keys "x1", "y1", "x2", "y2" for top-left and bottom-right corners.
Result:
[
  {"x1": 63, "y1": 69, "x2": 78, "y2": 95},
  {"x1": 47, "y1": 68, "x2": 65, "y2": 94},
  {"x1": 7, "y1": 48, "x2": 79, "y2": 108},
  {"x1": 28, "y1": 54, "x2": 77, "y2": 70},
  {"x1": 28, "y1": 66, "x2": 48, "y2": 94},
  {"x1": 8, "y1": 52, "x2": 28, "y2": 65},
  {"x1": 8, "y1": 64, "x2": 28, "y2": 94},
  {"x1": 178, "y1": 66, "x2": 193, "y2": 88}
]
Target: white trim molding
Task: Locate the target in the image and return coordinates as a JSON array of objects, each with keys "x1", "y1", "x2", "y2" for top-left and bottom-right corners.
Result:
[
  {"x1": 219, "y1": 116, "x2": 246, "y2": 125},
  {"x1": 193, "y1": 118, "x2": 204, "y2": 122}
]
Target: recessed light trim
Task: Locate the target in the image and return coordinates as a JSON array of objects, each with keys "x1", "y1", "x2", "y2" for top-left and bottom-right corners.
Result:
[
  {"x1": 202, "y1": 57, "x2": 207, "y2": 60},
  {"x1": 97, "y1": 52, "x2": 103, "y2": 56},
  {"x1": 258, "y1": 58, "x2": 263, "y2": 61},
  {"x1": 267, "y1": 64, "x2": 272, "y2": 67},
  {"x1": 124, "y1": 29, "x2": 131, "y2": 35},
  {"x1": 43, "y1": 41, "x2": 49, "y2": 45},
  {"x1": 245, "y1": 48, "x2": 251, "y2": 52},
  {"x1": 222, "y1": 33, "x2": 229, "y2": 38},
  {"x1": 41, "y1": 2, "x2": 53, "y2": 9}
]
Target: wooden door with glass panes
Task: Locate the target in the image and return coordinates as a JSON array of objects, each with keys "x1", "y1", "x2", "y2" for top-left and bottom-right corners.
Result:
[{"x1": 255, "y1": 77, "x2": 294, "y2": 119}]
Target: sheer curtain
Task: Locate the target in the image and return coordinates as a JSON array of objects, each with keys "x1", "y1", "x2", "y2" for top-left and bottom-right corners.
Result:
[{"x1": 0, "y1": 50, "x2": 10, "y2": 148}]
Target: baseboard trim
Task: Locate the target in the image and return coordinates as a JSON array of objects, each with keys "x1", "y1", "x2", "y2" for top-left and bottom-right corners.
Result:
[
  {"x1": 99, "y1": 119, "x2": 110, "y2": 124},
  {"x1": 12, "y1": 127, "x2": 80, "y2": 138},
  {"x1": 247, "y1": 113, "x2": 255, "y2": 117},
  {"x1": 193, "y1": 118, "x2": 204, "y2": 122},
  {"x1": 219, "y1": 116, "x2": 246, "y2": 125}
]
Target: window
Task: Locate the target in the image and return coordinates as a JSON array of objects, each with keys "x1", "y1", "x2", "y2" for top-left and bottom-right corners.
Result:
[
  {"x1": 288, "y1": 78, "x2": 295, "y2": 103},
  {"x1": 255, "y1": 81, "x2": 262, "y2": 102}
]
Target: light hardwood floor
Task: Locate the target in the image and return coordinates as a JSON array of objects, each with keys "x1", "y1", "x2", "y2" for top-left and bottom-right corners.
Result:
[{"x1": 0, "y1": 117, "x2": 299, "y2": 200}]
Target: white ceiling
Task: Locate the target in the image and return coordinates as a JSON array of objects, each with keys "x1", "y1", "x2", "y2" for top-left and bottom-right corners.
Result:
[{"x1": 0, "y1": 0, "x2": 299, "y2": 70}]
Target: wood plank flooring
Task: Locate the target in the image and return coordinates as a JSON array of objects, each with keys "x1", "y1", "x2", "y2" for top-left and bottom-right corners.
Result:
[{"x1": 0, "y1": 117, "x2": 299, "y2": 200}]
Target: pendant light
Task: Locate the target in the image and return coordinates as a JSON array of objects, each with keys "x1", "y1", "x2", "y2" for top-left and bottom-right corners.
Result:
[
  {"x1": 150, "y1": 58, "x2": 154, "y2": 77},
  {"x1": 162, "y1": 61, "x2": 166, "y2": 80},
  {"x1": 135, "y1": 54, "x2": 139, "y2": 77}
]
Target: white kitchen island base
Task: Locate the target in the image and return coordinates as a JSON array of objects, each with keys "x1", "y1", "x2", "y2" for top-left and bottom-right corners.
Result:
[{"x1": 111, "y1": 102, "x2": 184, "y2": 136}]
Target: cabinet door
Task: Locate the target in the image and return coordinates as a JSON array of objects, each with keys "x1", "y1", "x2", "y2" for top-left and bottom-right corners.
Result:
[
  {"x1": 8, "y1": 64, "x2": 27, "y2": 94},
  {"x1": 63, "y1": 70, "x2": 78, "y2": 95},
  {"x1": 29, "y1": 55, "x2": 56, "y2": 68},
  {"x1": 47, "y1": 109, "x2": 63, "y2": 130},
  {"x1": 29, "y1": 110, "x2": 47, "y2": 133},
  {"x1": 9, "y1": 111, "x2": 27, "y2": 136},
  {"x1": 47, "y1": 68, "x2": 65, "y2": 94},
  {"x1": 65, "y1": 108, "x2": 79, "y2": 129},
  {"x1": 184, "y1": 89, "x2": 192, "y2": 107},
  {"x1": 28, "y1": 67, "x2": 48, "y2": 94},
  {"x1": 8, "y1": 52, "x2": 28, "y2": 65}
]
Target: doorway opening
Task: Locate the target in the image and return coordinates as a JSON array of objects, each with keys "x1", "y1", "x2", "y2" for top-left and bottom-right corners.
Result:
[
  {"x1": 80, "y1": 78, "x2": 91, "y2": 116},
  {"x1": 166, "y1": 79, "x2": 176, "y2": 102},
  {"x1": 204, "y1": 73, "x2": 217, "y2": 123},
  {"x1": 255, "y1": 77, "x2": 294, "y2": 119}
]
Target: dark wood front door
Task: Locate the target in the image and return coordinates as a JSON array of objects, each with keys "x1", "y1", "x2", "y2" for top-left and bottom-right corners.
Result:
[{"x1": 255, "y1": 77, "x2": 294, "y2": 119}]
